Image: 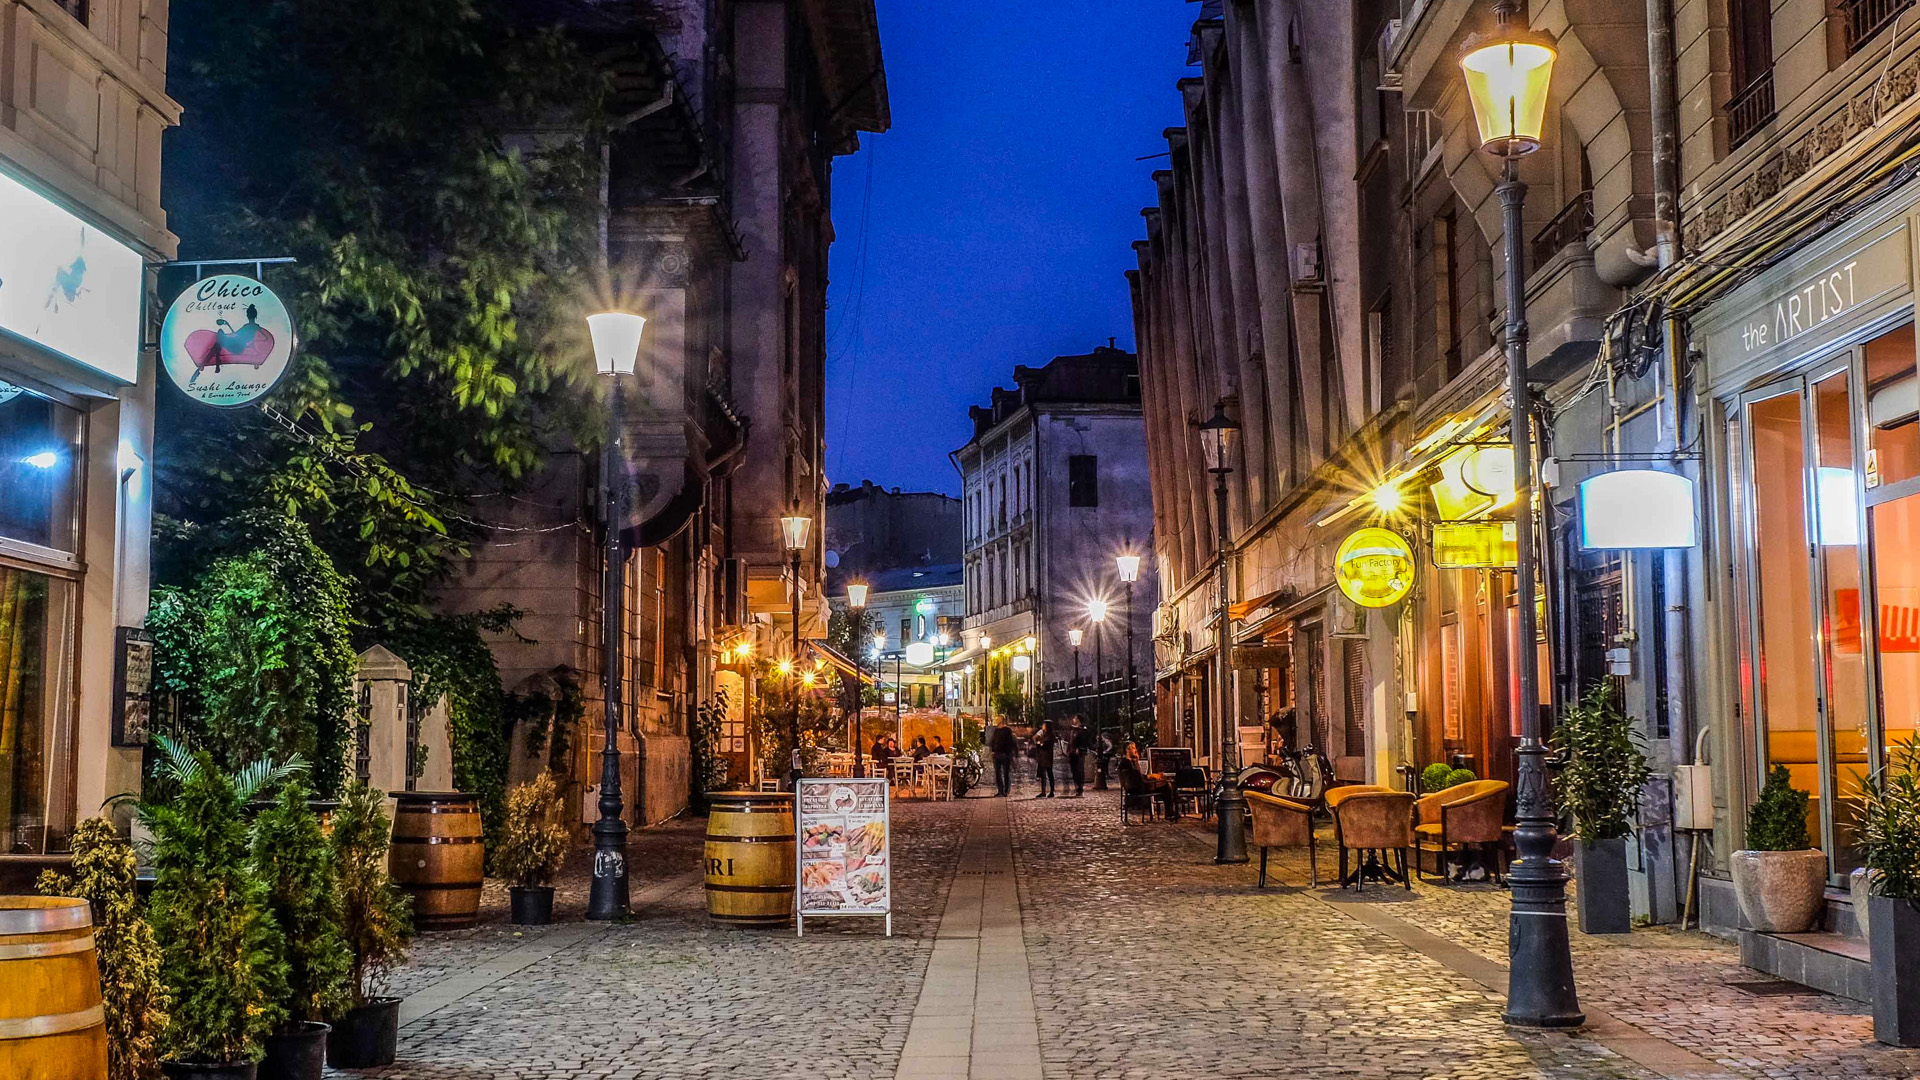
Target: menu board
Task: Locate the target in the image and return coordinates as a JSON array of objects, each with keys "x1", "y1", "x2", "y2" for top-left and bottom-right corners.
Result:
[{"x1": 795, "y1": 777, "x2": 891, "y2": 936}]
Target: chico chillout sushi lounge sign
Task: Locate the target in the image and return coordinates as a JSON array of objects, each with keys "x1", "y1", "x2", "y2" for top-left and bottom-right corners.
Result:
[{"x1": 159, "y1": 273, "x2": 296, "y2": 408}]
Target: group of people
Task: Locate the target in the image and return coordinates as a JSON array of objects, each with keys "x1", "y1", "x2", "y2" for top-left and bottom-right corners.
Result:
[
  {"x1": 984, "y1": 715, "x2": 1112, "y2": 798},
  {"x1": 869, "y1": 733, "x2": 948, "y2": 773}
]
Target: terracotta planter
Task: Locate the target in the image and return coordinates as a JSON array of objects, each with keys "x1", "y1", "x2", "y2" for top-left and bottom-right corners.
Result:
[
  {"x1": 1871, "y1": 894, "x2": 1920, "y2": 1047},
  {"x1": 1729, "y1": 849, "x2": 1828, "y2": 932}
]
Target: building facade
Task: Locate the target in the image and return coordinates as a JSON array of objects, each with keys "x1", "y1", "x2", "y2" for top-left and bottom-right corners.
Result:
[
  {"x1": 1130, "y1": 0, "x2": 1920, "y2": 950},
  {"x1": 948, "y1": 346, "x2": 1157, "y2": 737},
  {"x1": 0, "y1": 0, "x2": 175, "y2": 880},
  {"x1": 444, "y1": 0, "x2": 886, "y2": 819}
]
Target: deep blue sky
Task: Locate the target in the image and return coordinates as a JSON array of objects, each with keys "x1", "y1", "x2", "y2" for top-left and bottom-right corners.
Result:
[{"x1": 825, "y1": 0, "x2": 1198, "y2": 496}]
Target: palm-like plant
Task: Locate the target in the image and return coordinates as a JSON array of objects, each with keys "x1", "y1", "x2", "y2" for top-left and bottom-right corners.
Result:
[{"x1": 1861, "y1": 737, "x2": 1920, "y2": 901}]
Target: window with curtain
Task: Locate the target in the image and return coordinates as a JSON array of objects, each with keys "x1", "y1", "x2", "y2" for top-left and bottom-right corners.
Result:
[{"x1": 0, "y1": 564, "x2": 77, "y2": 854}]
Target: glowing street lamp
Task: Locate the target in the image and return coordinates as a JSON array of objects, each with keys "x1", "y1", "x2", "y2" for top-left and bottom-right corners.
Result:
[
  {"x1": 849, "y1": 582, "x2": 870, "y2": 774},
  {"x1": 1461, "y1": 0, "x2": 1578, "y2": 1030},
  {"x1": 1194, "y1": 402, "x2": 1246, "y2": 865},
  {"x1": 781, "y1": 509, "x2": 812, "y2": 787},
  {"x1": 1114, "y1": 553, "x2": 1143, "y2": 789}
]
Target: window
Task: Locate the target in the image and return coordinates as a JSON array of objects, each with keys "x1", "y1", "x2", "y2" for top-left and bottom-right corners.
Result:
[
  {"x1": 0, "y1": 385, "x2": 82, "y2": 554},
  {"x1": 0, "y1": 564, "x2": 78, "y2": 853},
  {"x1": 900, "y1": 617, "x2": 911, "y2": 645},
  {"x1": 1727, "y1": 0, "x2": 1775, "y2": 147},
  {"x1": 54, "y1": 0, "x2": 86, "y2": 22},
  {"x1": 1068, "y1": 455, "x2": 1100, "y2": 507}
]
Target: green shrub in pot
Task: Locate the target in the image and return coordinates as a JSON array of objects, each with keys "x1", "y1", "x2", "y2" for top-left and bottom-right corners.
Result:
[
  {"x1": 326, "y1": 782, "x2": 414, "y2": 1069},
  {"x1": 140, "y1": 736, "x2": 297, "y2": 1075},
  {"x1": 1859, "y1": 737, "x2": 1920, "y2": 1045},
  {"x1": 251, "y1": 778, "x2": 351, "y2": 1079},
  {"x1": 1551, "y1": 683, "x2": 1651, "y2": 934},
  {"x1": 38, "y1": 816, "x2": 170, "y2": 1080},
  {"x1": 1729, "y1": 765, "x2": 1827, "y2": 934},
  {"x1": 498, "y1": 772, "x2": 570, "y2": 925},
  {"x1": 1420, "y1": 763, "x2": 1454, "y2": 793}
]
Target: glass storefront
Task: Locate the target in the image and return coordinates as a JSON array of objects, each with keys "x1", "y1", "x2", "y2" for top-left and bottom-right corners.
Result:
[
  {"x1": 0, "y1": 383, "x2": 82, "y2": 854},
  {"x1": 1729, "y1": 319, "x2": 1920, "y2": 879}
]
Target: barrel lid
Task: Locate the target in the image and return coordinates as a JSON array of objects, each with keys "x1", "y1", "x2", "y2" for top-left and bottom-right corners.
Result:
[
  {"x1": 0, "y1": 896, "x2": 93, "y2": 933},
  {"x1": 392, "y1": 790, "x2": 477, "y2": 803}
]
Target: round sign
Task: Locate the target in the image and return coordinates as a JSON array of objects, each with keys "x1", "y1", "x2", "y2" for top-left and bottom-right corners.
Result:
[
  {"x1": 1335, "y1": 527, "x2": 1415, "y2": 608},
  {"x1": 160, "y1": 274, "x2": 295, "y2": 408},
  {"x1": 0, "y1": 380, "x2": 21, "y2": 406}
]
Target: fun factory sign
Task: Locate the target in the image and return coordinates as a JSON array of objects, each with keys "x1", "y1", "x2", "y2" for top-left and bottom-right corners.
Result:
[{"x1": 1335, "y1": 527, "x2": 1415, "y2": 608}]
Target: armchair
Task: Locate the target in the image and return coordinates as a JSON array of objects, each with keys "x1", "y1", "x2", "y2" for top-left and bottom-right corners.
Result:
[
  {"x1": 1413, "y1": 780, "x2": 1509, "y2": 883},
  {"x1": 1327, "y1": 787, "x2": 1415, "y2": 891},
  {"x1": 1245, "y1": 790, "x2": 1316, "y2": 887}
]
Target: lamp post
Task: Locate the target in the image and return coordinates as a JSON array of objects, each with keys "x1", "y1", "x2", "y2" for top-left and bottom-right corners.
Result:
[
  {"x1": 781, "y1": 509, "x2": 813, "y2": 789},
  {"x1": 1197, "y1": 403, "x2": 1247, "y2": 864},
  {"x1": 1461, "y1": 1, "x2": 1581, "y2": 1029},
  {"x1": 848, "y1": 582, "x2": 869, "y2": 777},
  {"x1": 1116, "y1": 553, "x2": 1141, "y2": 788},
  {"x1": 585, "y1": 310, "x2": 645, "y2": 921},
  {"x1": 1068, "y1": 627, "x2": 1084, "y2": 715},
  {"x1": 1087, "y1": 601, "x2": 1107, "y2": 785}
]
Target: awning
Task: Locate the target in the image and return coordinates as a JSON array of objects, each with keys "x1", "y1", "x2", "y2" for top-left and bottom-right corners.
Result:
[
  {"x1": 937, "y1": 645, "x2": 986, "y2": 671},
  {"x1": 807, "y1": 640, "x2": 869, "y2": 684},
  {"x1": 1228, "y1": 588, "x2": 1289, "y2": 622},
  {"x1": 1311, "y1": 392, "x2": 1511, "y2": 532}
]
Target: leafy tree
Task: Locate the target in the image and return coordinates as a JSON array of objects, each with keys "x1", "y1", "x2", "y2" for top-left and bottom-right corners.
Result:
[
  {"x1": 251, "y1": 778, "x2": 352, "y2": 1027},
  {"x1": 141, "y1": 738, "x2": 300, "y2": 1065},
  {"x1": 1550, "y1": 683, "x2": 1652, "y2": 843},
  {"x1": 158, "y1": 0, "x2": 612, "y2": 626},
  {"x1": 147, "y1": 513, "x2": 357, "y2": 792},
  {"x1": 1746, "y1": 764, "x2": 1814, "y2": 852},
  {"x1": 332, "y1": 783, "x2": 414, "y2": 1008},
  {"x1": 38, "y1": 818, "x2": 170, "y2": 1080}
]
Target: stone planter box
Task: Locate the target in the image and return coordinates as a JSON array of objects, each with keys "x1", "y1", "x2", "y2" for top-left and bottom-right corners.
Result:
[
  {"x1": 1574, "y1": 838, "x2": 1630, "y2": 935},
  {"x1": 1729, "y1": 849, "x2": 1827, "y2": 932},
  {"x1": 1871, "y1": 895, "x2": 1920, "y2": 1047}
]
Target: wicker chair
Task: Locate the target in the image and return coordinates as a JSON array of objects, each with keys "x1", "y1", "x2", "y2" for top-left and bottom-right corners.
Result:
[
  {"x1": 1326, "y1": 786, "x2": 1415, "y2": 891},
  {"x1": 1413, "y1": 780, "x2": 1510, "y2": 883},
  {"x1": 1245, "y1": 790, "x2": 1317, "y2": 887}
]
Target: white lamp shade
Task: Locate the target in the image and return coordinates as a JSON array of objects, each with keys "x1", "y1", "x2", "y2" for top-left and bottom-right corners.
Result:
[
  {"x1": 905, "y1": 641, "x2": 936, "y2": 666},
  {"x1": 1068, "y1": 628, "x2": 1084, "y2": 647},
  {"x1": 1116, "y1": 554, "x2": 1142, "y2": 583},
  {"x1": 1461, "y1": 37, "x2": 1556, "y2": 157},
  {"x1": 587, "y1": 312, "x2": 645, "y2": 376},
  {"x1": 846, "y1": 582, "x2": 869, "y2": 608},
  {"x1": 1011, "y1": 655, "x2": 1031, "y2": 673},
  {"x1": 780, "y1": 514, "x2": 813, "y2": 552},
  {"x1": 1088, "y1": 599, "x2": 1108, "y2": 622},
  {"x1": 1578, "y1": 470, "x2": 1697, "y2": 549}
]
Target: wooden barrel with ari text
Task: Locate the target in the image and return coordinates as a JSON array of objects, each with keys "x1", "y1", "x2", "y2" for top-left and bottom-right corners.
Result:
[
  {"x1": 704, "y1": 791, "x2": 794, "y2": 927},
  {"x1": 389, "y1": 791, "x2": 486, "y2": 930},
  {"x1": 0, "y1": 895, "x2": 109, "y2": 1080}
]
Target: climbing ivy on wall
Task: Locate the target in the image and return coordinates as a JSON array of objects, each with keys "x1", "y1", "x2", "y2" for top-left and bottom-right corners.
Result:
[{"x1": 385, "y1": 609, "x2": 517, "y2": 850}]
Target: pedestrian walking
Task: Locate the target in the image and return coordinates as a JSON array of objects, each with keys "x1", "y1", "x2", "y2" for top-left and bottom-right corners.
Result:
[
  {"x1": 989, "y1": 718, "x2": 1016, "y2": 796},
  {"x1": 1031, "y1": 719, "x2": 1056, "y2": 797},
  {"x1": 1066, "y1": 716, "x2": 1090, "y2": 796}
]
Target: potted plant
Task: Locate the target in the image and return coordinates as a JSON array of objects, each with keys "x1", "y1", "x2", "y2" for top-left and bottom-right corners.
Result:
[
  {"x1": 1551, "y1": 683, "x2": 1651, "y2": 935},
  {"x1": 498, "y1": 772, "x2": 570, "y2": 925},
  {"x1": 38, "y1": 815, "x2": 170, "y2": 1080},
  {"x1": 252, "y1": 778, "x2": 352, "y2": 1080},
  {"x1": 1729, "y1": 765, "x2": 1828, "y2": 933},
  {"x1": 1421, "y1": 763, "x2": 1453, "y2": 793},
  {"x1": 141, "y1": 736, "x2": 296, "y2": 1080},
  {"x1": 328, "y1": 782, "x2": 414, "y2": 1069},
  {"x1": 1859, "y1": 737, "x2": 1920, "y2": 1046}
]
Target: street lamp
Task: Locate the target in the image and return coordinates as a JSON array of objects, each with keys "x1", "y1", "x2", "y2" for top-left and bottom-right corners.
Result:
[
  {"x1": 1115, "y1": 552, "x2": 1142, "y2": 789},
  {"x1": 781, "y1": 508, "x2": 813, "y2": 788},
  {"x1": 1461, "y1": 0, "x2": 1580, "y2": 1030},
  {"x1": 586, "y1": 310, "x2": 645, "y2": 921},
  {"x1": 1068, "y1": 627, "x2": 1084, "y2": 716},
  {"x1": 848, "y1": 582, "x2": 869, "y2": 776},
  {"x1": 1087, "y1": 601, "x2": 1108, "y2": 774},
  {"x1": 1197, "y1": 402, "x2": 1247, "y2": 865}
]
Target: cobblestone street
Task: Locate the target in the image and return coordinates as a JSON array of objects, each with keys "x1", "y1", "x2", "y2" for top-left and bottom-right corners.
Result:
[{"x1": 330, "y1": 780, "x2": 1920, "y2": 1080}]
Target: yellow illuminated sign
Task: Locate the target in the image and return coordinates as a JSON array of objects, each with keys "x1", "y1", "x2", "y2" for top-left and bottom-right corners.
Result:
[
  {"x1": 1432, "y1": 521, "x2": 1518, "y2": 569},
  {"x1": 1335, "y1": 528, "x2": 1415, "y2": 608}
]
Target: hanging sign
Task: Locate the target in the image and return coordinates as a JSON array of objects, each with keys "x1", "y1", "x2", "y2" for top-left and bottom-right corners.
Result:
[
  {"x1": 1577, "y1": 470, "x2": 1697, "y2": 549},
  {"x1": 1433, "y1": 521, "x2": 1518, "y2": 568},
  {"x1": 1335, "y1": 527, "x2": 1415, "y2": 608},
  {"x1": 796, "y1": 777, "x2": 892, "y2": 936},
  {"x1": 159, "y1": 274, "x2": 296, "y2": 408}
]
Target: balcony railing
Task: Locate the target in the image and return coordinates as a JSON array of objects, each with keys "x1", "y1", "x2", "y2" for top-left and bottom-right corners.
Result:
[
  {"x1": 1530, "y1": 189, "x2": 1594, "y2": 268},
  {"x1": 1845, "y1": 0, "x2": 1915, "y2": 55},
  {"x1": 1728, "y1": 70, "x2": 1776, "y2": 151}
]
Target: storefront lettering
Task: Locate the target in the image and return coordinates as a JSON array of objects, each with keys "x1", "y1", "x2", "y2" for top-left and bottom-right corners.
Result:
[{"x1": 1740, "y1": 261, "x2": 1859, "y2": 353}]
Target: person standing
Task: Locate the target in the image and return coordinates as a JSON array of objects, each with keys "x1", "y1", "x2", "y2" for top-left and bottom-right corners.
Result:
[
  {"x1": 988, "y1": 718, "x2": 1016, "y2": 796},
  {"x1": 1031, "y1": 719, "x2": 1056, "y2": 798},
  {"x1": 1065, "y1": 716, "x2": 1090, "y2": 796}
]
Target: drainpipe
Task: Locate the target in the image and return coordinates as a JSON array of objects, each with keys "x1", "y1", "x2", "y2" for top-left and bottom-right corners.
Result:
[{"x1": 1649, "y1": 0, "x2": 1695, "y2": 923}]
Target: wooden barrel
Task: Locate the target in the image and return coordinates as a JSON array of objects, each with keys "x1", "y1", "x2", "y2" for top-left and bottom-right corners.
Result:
[
  {"x1": 389, "y1": 791, "x2": 486, "y2": 931},
  {"x1": 0, "y1": 896, "x2": 108, "y2": 1080},
  {"x1": 705, "y1": 791, "x2": 794, "y2": 927}
]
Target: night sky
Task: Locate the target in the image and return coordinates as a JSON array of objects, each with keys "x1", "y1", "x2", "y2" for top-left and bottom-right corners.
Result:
[{"x1": 824, "y1": 0, "x2": 1197, "y2": 497}]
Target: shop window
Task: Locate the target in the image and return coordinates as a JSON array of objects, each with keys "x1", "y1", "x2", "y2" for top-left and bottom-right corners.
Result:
[
  {"x1": 0, "y1": 564, "x2": 78, "y2": 854},
  {"x1": 1441, "y1": 616, "x2": 1463, "y2": 741},
  {"x1": 1872, "y1": 493, "x2": 1920, "y2": 763},
  {"x1": 1814, "y1": 370, "x2": 1870, "y2": 872},
  {"x1": 1865, "y1": 322, "x2": 1919, "y2": 491},
  {"x1": 0, "y1": 386, "x2": 82, "y2": 553},
  {"x1": 1342, "y1": 639, "x2": 1366, "y2": 757}
]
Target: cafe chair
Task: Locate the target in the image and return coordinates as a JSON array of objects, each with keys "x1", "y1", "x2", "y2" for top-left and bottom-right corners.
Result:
[
  {"x1": 1173, "y1": 765, "x2": 1213, "y2": 821},
  {"x1": 1413, "y1": 779, "x2": 1510, "y2": 883},
  {"x1": 1118, "y1": 760, "x2": 1169, "y2": 825},
  {"x1": 1326, "y1": 786, "x2": 1415, "y2": 891},
  {"x1": 1245, "y1": 790, "x2": 1316, "y2": 887}
]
